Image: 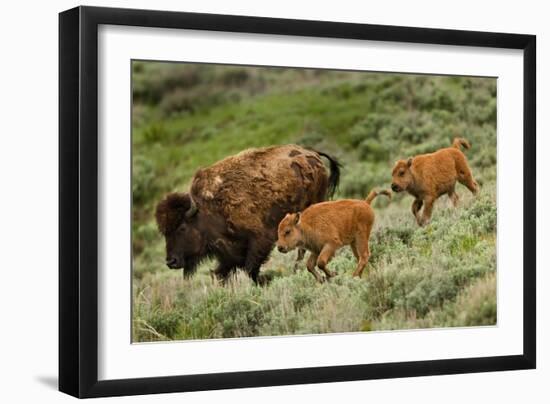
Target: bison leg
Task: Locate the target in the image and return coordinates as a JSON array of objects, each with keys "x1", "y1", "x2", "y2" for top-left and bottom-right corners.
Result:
[
  {"x1": 293, "y1": 248, "x2": 306, "y2": 272},
  {"x1": 352, "y1": 229, "x2": 371, "y2": 278},
  {"x1": 459, "y1": 173, "x2": 479, "y2": 195},
  {"x1": 244, "y1": 237, "x2": 272, "y2": 284},
  {"x1": 306, "y1": 252, "x2": 324, "y2": 283},
  {"x1": 411, "y1": 199, "x2": 423, "y2": 222},
  {"x1": 316, "y1": 243, "x2": 338, "y2": 279},
  {"x1": 448, "y1": 189, "x2": 459, "y2": 207},
  {"x1": 213, "y1": 262, "x2": 236, "y2": 283},
  {"x1": 418, "y1": 197, "x2": 435, "y2": 226},
  {"x1": 350, "y1": 242, "x2": 359, "y2": 260},
  {"x1": 457, "y1": 163, "x2": 479, "y2": 195}
]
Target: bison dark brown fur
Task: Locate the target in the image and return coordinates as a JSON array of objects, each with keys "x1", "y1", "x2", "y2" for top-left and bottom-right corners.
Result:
[{"x1": 155, "y1": 145, "x2": 341, "y2": 283}]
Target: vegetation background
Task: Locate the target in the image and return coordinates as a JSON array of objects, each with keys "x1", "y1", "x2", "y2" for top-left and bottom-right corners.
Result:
[{"x1": 131, "y1": 61, "x2": 497, "y2": 342}]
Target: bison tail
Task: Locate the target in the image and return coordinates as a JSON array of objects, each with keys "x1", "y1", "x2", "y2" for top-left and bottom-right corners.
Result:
[
  {"x1": 365, "y1": 189, "x2": 392, "y2": 205},
  {"x1": 452, "y1": 137, "x2": 471, "y2": 151},
  {"x1": 315, "y1": 150, "x2": 342, "y2": 199}
]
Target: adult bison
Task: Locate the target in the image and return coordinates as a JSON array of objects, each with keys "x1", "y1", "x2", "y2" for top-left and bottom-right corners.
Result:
[{"x1": 155, "y1": 144, "x2": 341, "y2": 283}]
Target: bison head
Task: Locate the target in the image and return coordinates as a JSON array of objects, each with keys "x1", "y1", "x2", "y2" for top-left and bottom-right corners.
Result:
[
  {"x1": 276, "y1": 212, "x2": 303, "y2": 253},
  {"x1": 391, "y1": 158, "x2": 414, "y2": 193},
  {"x1": 155, "y1": 192, "x2": 204, "y2": 276}
]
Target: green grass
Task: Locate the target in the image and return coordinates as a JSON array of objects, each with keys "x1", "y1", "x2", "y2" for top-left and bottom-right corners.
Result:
[{"x1": 131, "y1": 61, "x2": 497, "y2": 342}]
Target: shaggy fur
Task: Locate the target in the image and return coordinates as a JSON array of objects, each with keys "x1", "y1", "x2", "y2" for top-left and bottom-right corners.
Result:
[
  {"x1": 276, "y1": 189, "x2": 391, "y2": 282},
  {"x1": 156, "y1": 192, "x2": 194, "y2": 236},
  {"x1": 391, "y1": 137, "x2": 479, "y2": 226},
  {"x1": 155, "y1": 144, "x2": 341, "y2": 283}
]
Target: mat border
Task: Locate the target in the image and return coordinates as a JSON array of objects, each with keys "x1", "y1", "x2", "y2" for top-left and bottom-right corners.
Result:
[{"x1": 59, "y1": 6, "x2": 536, "y2": 398}]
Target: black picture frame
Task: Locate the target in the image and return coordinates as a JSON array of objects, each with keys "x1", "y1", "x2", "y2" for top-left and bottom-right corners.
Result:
[{"x1": 59, "y1": 5, "x2": 536, "y2": 398}]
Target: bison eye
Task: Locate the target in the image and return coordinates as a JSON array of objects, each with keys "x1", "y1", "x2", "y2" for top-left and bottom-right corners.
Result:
[
  {"x1": 284, "y1": 230, "x2": 291, "y2": 236},
  {"x1": 399, "y1": 171, "x2": 405, "y2": 177}
]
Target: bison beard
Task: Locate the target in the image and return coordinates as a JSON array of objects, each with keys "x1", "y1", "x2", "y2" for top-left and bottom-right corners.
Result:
[
  {"x1": 180, "y1": 256, "x2": 200, "y2": 278},
  {"x1": 155, "y1": 145, "x2": 341, "y2": 283}
]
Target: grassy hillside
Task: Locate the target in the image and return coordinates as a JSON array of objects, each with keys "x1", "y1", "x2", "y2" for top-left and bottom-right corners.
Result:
[{"x1": 131, "y1": 61, "x2": 497, "y2": 342}]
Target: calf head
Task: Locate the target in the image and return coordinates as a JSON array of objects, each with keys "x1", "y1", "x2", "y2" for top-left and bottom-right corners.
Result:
[
  {"x1": 276, "y1": 212, "x2": 302, "y2": 253},
  {"x1": 391, "y1": 158, "x2": 414, "y2": 193},
  {"x1": 155, "y1": 192, "x2": 203, "y2": 276}
]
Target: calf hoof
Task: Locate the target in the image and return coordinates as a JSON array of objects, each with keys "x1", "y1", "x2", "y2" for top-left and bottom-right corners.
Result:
[
  {"x1": 309, "y1": 273, "x2": 324, "y2": 283},
  {"x1": 417, "y1": 217, "x2": 430, "y2": 227}
]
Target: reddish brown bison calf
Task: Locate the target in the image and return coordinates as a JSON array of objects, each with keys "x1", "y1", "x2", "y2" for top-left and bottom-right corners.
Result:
[
  {"x1": 276, "y1": 189, "x2": 391, "y2": 282},
  {"x1": 391, "y1": 137, "x2": 479, "y2": 226}
]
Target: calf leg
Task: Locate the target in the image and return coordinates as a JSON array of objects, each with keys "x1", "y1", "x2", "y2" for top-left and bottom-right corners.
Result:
[
  {"x1": 350, "y1": 242, "x2": 359, "y2": 260},
  {"x1": 457, "y1": 164, "x2": 479, "y2": 195},
  {"x1": 293, "y1": 248, "x2": 306, "y2": 272},
  {"x1": 352, "y1": 229, "x2": 371, "y2": 278},
  {"x1": 316, "y1": 243, "x2": 338, "y2": 279},
  {"x1": 461, "y1": 175, "x2": 479, "y2": 196},
  {"x1": 448, "y1": 189, "x2": 459, "y2": 207},
  {"x1": 418, "y1": 197, "x2": 435, "y2": 226},
  {"x1": 411, "y1": 199, "x2": 423, "y2": 222},
  {"x1": 306, "y1": 252, "x2": 323, "y2": 283}
]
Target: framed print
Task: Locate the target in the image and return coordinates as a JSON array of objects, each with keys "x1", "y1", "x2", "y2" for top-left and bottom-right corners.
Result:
[{"x1": 59, "y1": 6, "x2": 536, "y2": 398}]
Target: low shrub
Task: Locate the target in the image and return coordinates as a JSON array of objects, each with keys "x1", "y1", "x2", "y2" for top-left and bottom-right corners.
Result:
[{"x1": 132, "y1": 155, "x2": 157, "y2": 204}]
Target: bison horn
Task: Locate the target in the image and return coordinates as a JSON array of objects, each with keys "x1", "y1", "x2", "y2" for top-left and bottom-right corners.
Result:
[{"x1": 185, "y1": 195, "x2": 198, "y2": 218}]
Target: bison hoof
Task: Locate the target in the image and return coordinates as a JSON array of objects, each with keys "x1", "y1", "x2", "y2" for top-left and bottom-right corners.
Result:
[
  {"x1": 256, "y1": 273, "x2": 273, "y2": 286},
  {"x1": 417, "y1": 218, "x2": 430, "y2": 227}
]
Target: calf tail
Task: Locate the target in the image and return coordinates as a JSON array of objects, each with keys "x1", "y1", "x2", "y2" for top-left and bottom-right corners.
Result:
[
  {"x1": 315, "y1": 150, "x2": 342, "y2": 199},
  {"x1": 365, "y1": 189, "x2": 392, "y2": 205},
  {"x1": 452, "y1": 137, "x2": 471, "y2": 151}
]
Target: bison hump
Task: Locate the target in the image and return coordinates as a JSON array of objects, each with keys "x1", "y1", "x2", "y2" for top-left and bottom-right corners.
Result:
[{"x1": 190, "y1": 145, "x2": 328, "y2": 233}]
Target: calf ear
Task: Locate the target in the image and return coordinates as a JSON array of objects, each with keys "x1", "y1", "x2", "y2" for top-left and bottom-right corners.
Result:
[
  {"x1": 294, "y1": 212, "x2": 301, "y2": 225},
  {"x1": 407, "y1": 157, "x2": 413, "y2": 167}
]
